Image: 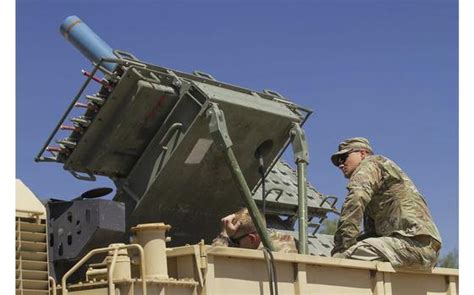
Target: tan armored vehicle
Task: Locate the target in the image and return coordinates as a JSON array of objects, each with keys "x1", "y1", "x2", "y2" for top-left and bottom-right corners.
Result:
[{"x1": 16, "y1": 15, "x2": 458, "y2": 295}]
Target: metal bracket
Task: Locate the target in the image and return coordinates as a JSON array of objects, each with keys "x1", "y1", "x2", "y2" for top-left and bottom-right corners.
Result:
[
  {"x1": 166, "y1": 69, "x2": 183, "y2": 88},
  {"x1": 290, "y1": 122, "x2": 310, "y2": 254},
  {"x1": 206, "y1": 104, "x2": 233, "y2": 150},
  {"x1": 290, "y1": 123, "x2": 309, "y2": 164}
]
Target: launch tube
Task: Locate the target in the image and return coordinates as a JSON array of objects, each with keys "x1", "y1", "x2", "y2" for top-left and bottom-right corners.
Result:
[{"x1": 60, "y1": 15, "x2": 116, "y2": 72}]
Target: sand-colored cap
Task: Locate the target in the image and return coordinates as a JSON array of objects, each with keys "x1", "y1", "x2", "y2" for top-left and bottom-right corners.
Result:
[
  {"x1": 130, "y1": 223, "x2": 171, "y2": 232},
  {"x1": 330, "y1": 137, "x2": 373, "y2": 166}
]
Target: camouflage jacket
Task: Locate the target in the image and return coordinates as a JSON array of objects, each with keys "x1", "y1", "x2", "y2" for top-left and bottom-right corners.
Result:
[
  {"x1": 212, "y1": 229, "x2": 298, "y2": 253},
  {"x1": 332, "y1": 155, "x2": 442, "y2": 255}
]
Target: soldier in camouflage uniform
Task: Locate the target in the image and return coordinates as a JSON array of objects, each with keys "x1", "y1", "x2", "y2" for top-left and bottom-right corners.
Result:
[
  {"x1": 212, "y1": 208, "x2": 297, "y2": 253},
  {"x1": 330, "y1": 137, "x2": 442, "y2": 270}
]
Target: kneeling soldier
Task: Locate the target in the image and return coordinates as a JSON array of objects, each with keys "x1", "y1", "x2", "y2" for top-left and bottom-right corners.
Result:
[
  {"x1": 330, "y1": 137, "x2": 441, "y2": 270},
  {"x1": 212, "y1": 208, "x2": 297, "y2": 253}
]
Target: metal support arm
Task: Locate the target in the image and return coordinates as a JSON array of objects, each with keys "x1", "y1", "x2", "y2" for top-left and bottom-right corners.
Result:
[
  {"x1": 206, "y1": 103, "x2": 274, "y2": 251},
  {"x1": 290, "y1": 123, "x2": 309, "y2": 255}
]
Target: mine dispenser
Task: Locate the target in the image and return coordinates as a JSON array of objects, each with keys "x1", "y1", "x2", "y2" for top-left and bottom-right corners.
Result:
[
  {"x1": 37, "y1": 16, "x2": 338, "y2": 281},
  {"x1": 29, "y1": 16, "x2": 460, "y2": 295}
]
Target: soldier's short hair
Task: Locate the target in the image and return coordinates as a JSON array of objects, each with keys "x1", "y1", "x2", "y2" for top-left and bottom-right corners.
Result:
[{"x1": 232, "y1": 208, "x2": 266, "y2": 239}]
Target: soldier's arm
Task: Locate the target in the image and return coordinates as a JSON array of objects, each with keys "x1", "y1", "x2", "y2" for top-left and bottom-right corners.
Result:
[
  {"x1": 332, "y1": 161, "x2": 382, "y2": 255},
  {"x1": 212, "y1": 231, "x2": 232, "y2": 247},
  {"x1": 212, "y1": 213, "x2": 240, "y2": 247},
  {"x1": 357, "y1": 214, "x2": 376, "y2": 241}
]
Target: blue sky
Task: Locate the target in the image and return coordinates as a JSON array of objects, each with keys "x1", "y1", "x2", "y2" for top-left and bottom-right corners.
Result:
[{"x1": 16, "y1": 0, "x2": 458, "y2": 256}]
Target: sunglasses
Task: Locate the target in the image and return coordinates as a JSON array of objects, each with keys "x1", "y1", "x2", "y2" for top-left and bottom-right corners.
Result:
[
  {"x1": 230, "y1": 231, "x2": 256, "y2": 245},
  {"x1": 337, "y1": 150, "x2": 361, "y2": 165}
]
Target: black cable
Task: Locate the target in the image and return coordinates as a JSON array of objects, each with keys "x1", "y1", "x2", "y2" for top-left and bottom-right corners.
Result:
[
  {"x1": 257, "y1": 153, "x2": 266, "y2": 217},
  {"x1": 257, "y1": 148, "x2": 278, "y2": 295},
  {"x1": 268, "y1": 249, "x2": 279, "y2": 295},
  {"x1": 263, "y1": 247, "x2": 279, "y2": 295},
  {"x1": 263, "y1": 247, "x2": 274, "y2": 295}
]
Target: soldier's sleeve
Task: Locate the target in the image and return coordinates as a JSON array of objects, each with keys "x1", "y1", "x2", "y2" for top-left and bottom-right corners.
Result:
[
  {"x1": 272, "y1": 232, "x2": 298, "y2": 254},
  {"x1": 332, "y1": 161, "x2": 382, "y2": 256},
  {"x1": 357, "y1": 214, "x2": 376, "y2": 241},
  {"x1": 211, "y1": 232, "x2": 231, "y2": 247}
]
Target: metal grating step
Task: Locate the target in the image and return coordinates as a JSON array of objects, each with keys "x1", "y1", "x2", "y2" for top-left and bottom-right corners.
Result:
[
  {"x1": 16, "y1": 289, "x2": 49, "y2": 295},
  {"x1": 16, "y1": 230, "x2": 47, "y2": 243},
  {"x1": 16, "y1": 240, "x2": 47, "y2": 252},
  {"x1": 15, "y1": 215, "x2": 49, "y2": 295},
  {"x1": 17, "y1": 269, "x2": 49, "y2": 281},
  {"x1": 16, "y1": 221, "x2": 46, "y2": 233},
  {"x1": 20, "y1": 279, "x2": 49, "y2": 290},
  {"x1": 16, "y1": 259, "x2": 48, "y2": 271},
  {"x1": 16, "y1": 251, "x2": 48, "y2": 262}
]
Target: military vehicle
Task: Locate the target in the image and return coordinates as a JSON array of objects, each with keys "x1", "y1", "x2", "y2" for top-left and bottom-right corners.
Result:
[{"x1": 16, "y1": 15, "x2": 458, "y2": 295}]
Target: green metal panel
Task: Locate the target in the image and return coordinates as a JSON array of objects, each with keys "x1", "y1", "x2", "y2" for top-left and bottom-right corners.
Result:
[
  {"x1": 63, "y1": 66, "x2": 179, "y2": 178},
  {"x1": 120, "y1": 78, "x2": 303, "y2": 245}
]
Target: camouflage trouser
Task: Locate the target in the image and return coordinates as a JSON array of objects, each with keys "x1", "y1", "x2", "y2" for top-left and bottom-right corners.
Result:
[{"x1": 333, "y1": 235, "x2": 440, "y2": 270}]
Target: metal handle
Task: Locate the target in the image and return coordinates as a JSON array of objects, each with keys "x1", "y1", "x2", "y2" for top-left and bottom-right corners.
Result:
[
  {"x1": 107, "y1": 248, "x2": 119, "y2": 295},
  {"x1": 263, "y1": 89, "x2": 285, "y2": 99},
  {"x1": 62, "y1": 244, "x2": 147, "y2": 295},
  {"x1": 113, "y1": 49, "x2": 139, "y2": 61},
  {"x1": 193, "y1": 70, "x2": 216, "y2": 81},
  {"x1": 69, "y1": 170, "x2": 96, "y2": 181},
  {"x1": 158, "y1": 123, "x2": 183, "y2": 147},
  {"x1": 49, "y1": 276, "x2": 57, "y2": 295},
  {"x1": 131, "y1": 69, "x2": 177, "y2": 95}
]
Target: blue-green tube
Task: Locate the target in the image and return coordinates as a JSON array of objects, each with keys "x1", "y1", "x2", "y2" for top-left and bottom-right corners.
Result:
[{"x1": 60, "y1": 15, "x2": 116, "y2": 72}]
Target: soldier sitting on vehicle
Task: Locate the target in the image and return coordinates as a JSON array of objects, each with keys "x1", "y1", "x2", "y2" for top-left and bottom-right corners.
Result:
[
  {"x1": 212, "y1": 207, "x2": 297, "y2": 253},
  {"x1": 330, "y1": 137, "x2": 442, "y2": 270}
]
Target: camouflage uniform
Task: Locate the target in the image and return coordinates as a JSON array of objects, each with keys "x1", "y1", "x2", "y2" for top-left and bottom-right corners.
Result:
[
  {"x1": 212, "y1": 229, "x2": 298, "y2": 253},
  {"x1": 331, "y1": 138, "x2": 442, "y2": 270}
]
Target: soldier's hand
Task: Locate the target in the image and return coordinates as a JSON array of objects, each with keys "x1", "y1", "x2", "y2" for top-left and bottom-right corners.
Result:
[{"x1": 221, "y1": 213, "x2": 241, "y2": 236}]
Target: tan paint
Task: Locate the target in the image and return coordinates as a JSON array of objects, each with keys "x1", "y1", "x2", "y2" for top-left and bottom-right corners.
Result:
[
  {"x1": 294, "y1": 263, "x2": 307, "y2": 295},
  {"x1": 14, "y1": 203, "x2": 456, "y2": 295},
  {"x1": 447, "y1": 275, "x2": 458, "y2": 295},
  {"x1": 106, "y1": 243, "x2": 132, "y2": 281},
  {"x1": 61, "y1": 244, "x2": 147, "y2": 295},
  {"x1": 131, "y1": 223, "x2": 171, "y2": 280},
  {"x1": 15, "y1": 183, "x2": 49, "y2": 295},
  {"x1": 183, "y1": 245, "x2": 458, "y2": 295},
  {"x1": 58, "y1": 238, "x2": 459, "y2": 295},
  {"x1": 383, "y1": 272, "x2": 392, "y2": 295},
  {"x1": 15, "y1": 179, "x2": 46, "y2": 219},
  {"x1": 373, "y1": 271, "x2": 385, "y2": 295}
]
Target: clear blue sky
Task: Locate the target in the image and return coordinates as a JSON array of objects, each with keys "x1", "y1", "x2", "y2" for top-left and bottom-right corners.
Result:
[{"x1": 16, "y1": 0, "x2": 458, "y2": 256}]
